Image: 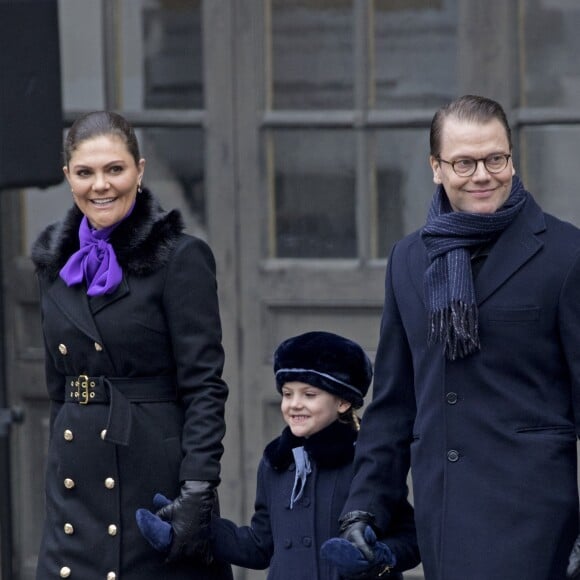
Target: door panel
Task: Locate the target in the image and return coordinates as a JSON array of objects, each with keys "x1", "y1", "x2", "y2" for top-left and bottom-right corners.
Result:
[{"x1": 1, "y1": 190, "x2": 46, "y2": 580}]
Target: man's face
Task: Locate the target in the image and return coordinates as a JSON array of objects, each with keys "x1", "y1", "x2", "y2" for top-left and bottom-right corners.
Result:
[{"x1": 429, "y1": 117, "x2": 515, "y2": 214}]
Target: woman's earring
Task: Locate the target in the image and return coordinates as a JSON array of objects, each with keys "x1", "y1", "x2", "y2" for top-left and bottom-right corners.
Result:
[{"x1": 137, "y1": 183, "x2": 142, "y2": 194}]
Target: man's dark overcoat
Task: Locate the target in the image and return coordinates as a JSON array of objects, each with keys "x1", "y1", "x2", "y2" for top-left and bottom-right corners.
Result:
[
  {"x1": 344, "y1": 191, "x2": 580, "y2": 580},
  {"x1": 210, "y1": 420, "x2": 420, "y2": 580},
  {"x1": 31, "y1": 189, "x2": 232, "y2": 580}
]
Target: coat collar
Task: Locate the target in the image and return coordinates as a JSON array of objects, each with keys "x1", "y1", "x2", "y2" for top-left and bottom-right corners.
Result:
[
  {"x1": 264, "y1": 420, "x2": 357, "y2": 471},
  {"x1": 407, "y1": 192, "x2": 546, "y2": 307},
  {"x1": 31, "y1": 188, "x2": 185, "y2": 281},
  {"x1": 474, "y1": 194, "x2": 545, "y2": 304}
]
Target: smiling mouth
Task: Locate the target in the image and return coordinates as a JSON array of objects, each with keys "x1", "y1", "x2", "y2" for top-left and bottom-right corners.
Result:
[
  {"x1": 91, "y1": 198, "x2": 116, "y2": 206},
  {"x1": 468, "y1": 188, "x2": 495, "y2": 196}
]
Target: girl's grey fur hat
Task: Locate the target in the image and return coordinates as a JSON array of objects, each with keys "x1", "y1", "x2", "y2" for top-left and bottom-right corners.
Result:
[{"x1": 273, "y1": 331, "x2": 373, "y2": 408}]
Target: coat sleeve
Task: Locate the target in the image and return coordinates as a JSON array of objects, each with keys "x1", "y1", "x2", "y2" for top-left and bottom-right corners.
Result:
[
  {"x1": 342, "y1": 242, "x2": 417, "y2": 532},
  {"x1": 381, "y1": 498, "x2": 421, "y2": 573},
  {"x1": 209, "y1": 458, "x2": 274, "y2": 569},
  {"x1": 162, "y1": 236, "x2": 229, "y2": 483},
  {"x1": 37, "y1": 276, "x2": 67, "y2": 435}
]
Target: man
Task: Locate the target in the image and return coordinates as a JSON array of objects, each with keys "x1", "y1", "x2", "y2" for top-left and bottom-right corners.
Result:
[{"x1": 335, "y1": 95, "x2": 580, "y2": 579}]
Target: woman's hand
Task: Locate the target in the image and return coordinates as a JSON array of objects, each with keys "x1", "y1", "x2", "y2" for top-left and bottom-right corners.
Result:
[{"x1": 154, "y1": 480, "x2": 216, "y2": 563}]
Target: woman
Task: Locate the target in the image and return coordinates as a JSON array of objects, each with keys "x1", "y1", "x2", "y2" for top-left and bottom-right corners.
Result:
[{"x1": 31, "y1": 111, "x2": 232, "y2": 580}]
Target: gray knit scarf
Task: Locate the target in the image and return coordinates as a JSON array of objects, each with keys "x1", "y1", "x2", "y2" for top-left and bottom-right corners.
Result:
[{"x1": 421, "y1": 175, "x2": 528, "y2": 360}]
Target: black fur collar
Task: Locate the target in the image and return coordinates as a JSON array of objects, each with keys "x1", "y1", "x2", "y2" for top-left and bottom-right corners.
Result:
[
  {"x1": 264, "y1": 420, "x2": 357, "y2": 471},
  {"x1": 31, "y1": 188, "x2": 184, "y2": 280}
]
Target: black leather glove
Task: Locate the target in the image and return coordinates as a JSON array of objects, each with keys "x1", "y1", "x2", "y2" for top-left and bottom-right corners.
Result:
[
  {"x1": 154, "y1": 480, "x2": 216, "y2": 563},
  {"x1": 339, "y1": 510, "x2": 378, "y2": 562},
  {"x1": 567, "y1": 533, "x2": 580, "y2": 579}
]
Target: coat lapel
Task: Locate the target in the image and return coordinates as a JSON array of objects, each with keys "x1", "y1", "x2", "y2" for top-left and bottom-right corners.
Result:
[
  {"x1": 48, "y1": 276, "x2": 131, "y2": 337},
  {"x1": 407, "y1": 236, "x2": 429, "y2": 308},
  {"x1": 47, "y1": 277, "x2": 103, "y2": 343},
  {"x1": 475, "y1": 196, "x2": 545, "y2": 305},
  {"x1": 89, "y1": 277, "x2": 130, "y2": 314}
]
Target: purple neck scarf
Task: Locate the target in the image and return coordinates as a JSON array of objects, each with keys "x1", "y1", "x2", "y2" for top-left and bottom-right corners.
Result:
[{"x1": 59, "y1": 210, "x2": 131, "y2": 296}]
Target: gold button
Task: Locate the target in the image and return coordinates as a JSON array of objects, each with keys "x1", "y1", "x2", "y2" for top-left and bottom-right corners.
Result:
[
  {"x1": 64, "y1": 523, "x2": 74, "y2": 535},
  {"x1": 64, "y1": 478, "x2": 75, "y2": 489},
  {"x1": 104, "y1": 477, "x2": 115, "y2": 489},
  {"x1": 107, "y1": 572, "x2": 116, "y2": 580},
  {"x1": 64, "y1": 430, "x2": 73, "y2": 441},
  {"x1": 58, "y1": 344, "x2": 68, "y2": 355},
  {"x1": 108, "y1": 524, "x2": 118, "y2": 536},
  {"x1": 60, "y1": 566, "x2": 71, "y2": 578},
  {"x1": 100, "y1": 429, "x2": 107, "y2": 440},
  {"x1": 94, "y1": 342, "x2": 103, "y2": 352}
]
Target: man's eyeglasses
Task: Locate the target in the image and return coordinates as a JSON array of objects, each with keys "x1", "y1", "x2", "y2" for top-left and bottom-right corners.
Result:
[{"x1": 436, "y1": 153, "x2": 512, "y2": 177}]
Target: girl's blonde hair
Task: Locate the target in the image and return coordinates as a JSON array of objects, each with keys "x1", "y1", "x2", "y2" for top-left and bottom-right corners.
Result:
[{"x1": 338, "y1": 407, "x2": 361, "y2": 431}]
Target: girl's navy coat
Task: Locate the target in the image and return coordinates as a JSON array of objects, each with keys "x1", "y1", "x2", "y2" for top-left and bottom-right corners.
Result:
[
  {"x1": 211, "y1": 420, "x2": 419, "y2": 579},
  {"x1": 344, "y1": 192, "x2": 580, "y2": 580},
  {"x1": 31, "y1": 190, "x2": 232, "y2": 580}
]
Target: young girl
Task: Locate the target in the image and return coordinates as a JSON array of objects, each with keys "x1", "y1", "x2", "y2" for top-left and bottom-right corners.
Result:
[{"x1": 207, "y1": 331, "x2": 420, "y2": 579}]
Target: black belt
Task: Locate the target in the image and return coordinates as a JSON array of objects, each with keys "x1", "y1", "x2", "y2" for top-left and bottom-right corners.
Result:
[{"x1": 63, "y1": 375, "x2": 176, "y2": 446}]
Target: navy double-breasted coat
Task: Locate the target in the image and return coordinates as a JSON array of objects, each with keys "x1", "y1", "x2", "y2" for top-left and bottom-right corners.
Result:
[
  {"x1": 211, "y1": 420, "x2": 420, "y2": 579},
  {"x1": 31, "y1": 190, "x2": 232, "y2": 580},
  {"x1": 344, "y1": 191, "x2": 580, "y2": 580}
]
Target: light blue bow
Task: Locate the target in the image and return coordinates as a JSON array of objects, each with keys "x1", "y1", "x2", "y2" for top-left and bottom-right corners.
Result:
[{"x1": 290, "y1": 446, "x2": 312, "y2": 509}]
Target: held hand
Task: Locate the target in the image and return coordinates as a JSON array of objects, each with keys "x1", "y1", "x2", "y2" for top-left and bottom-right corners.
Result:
[
  {"x1": 339, "y1": 511, "x2": 378, "y2": 562},
  {"x1": 154, "y1": 480, "x2": 216, "y2": 563},
  {"x1": 321, "y1": 525, "x2": 396, "y2": 579},
  {"x1": 136, "y1": 494, "x2": 173, "y2": 553},
  {"x1": 567, "y1": 533, "x2": 580, "y2": 579}
]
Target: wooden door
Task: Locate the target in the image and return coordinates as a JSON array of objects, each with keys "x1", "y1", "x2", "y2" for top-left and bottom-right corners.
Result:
[{"x1": 227, "y1": 1, "x2": 463, "y2": 577}]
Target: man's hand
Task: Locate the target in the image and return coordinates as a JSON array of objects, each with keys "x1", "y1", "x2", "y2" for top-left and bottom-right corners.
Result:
[{"x1": 322, "y1": 523, "x2": 396, "y2": 578}]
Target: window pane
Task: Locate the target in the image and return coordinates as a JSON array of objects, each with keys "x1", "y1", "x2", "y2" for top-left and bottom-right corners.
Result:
[
  {"x1": 271, "y1": 0, "x2": 353, "y2": 109},
  {"x1": 374, "y1": 129, "x2": 433, "y2": 257},
  {"x1": 119, "y1": 0, "x2": 203, "y2": 110},
  {"x1": 373, "y1": 0, "x2": 458, "y2": 109},
  {"x1": 140, "y1": 128, "x2": 206, "y2": 234},
  {"x1": 522, "y1": 2, "x2": 580, "y2": 107},
  {"x1": 521, "y1": 126, "x2": 580, "y2": 227},
  {"x1": 58, "y1": 0, "x2": 105, "y2": 109},
  {"x1": 270, "y1": 130, "x2": 356, "y2": 258},
  {"x1": 24, "y1": 128, "x2": 205, "y2": 252}
]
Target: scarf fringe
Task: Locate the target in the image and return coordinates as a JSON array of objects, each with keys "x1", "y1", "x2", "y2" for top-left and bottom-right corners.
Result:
[{"x1": 427, "y1": 301, "x2": 480, "y2": 361}]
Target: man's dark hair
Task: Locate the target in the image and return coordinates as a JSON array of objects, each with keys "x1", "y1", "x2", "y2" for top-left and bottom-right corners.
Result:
[{"x1": 430, "y1": 94, "x2": 512, "y2": 157}]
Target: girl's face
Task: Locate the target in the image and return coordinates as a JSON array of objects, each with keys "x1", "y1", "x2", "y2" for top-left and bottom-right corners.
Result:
[
  {"x1": 281, "y1": 381, "x2": 351, "y2": 438},
  {"x1": 64, "y1": 134, "x2": 145, "y2": 230}
]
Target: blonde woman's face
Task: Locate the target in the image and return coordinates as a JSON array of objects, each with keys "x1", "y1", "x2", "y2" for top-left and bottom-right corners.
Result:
[
  {"x1": 280, "y1": 381, "x2": 351, "y2": 438},
  {"x1": 64, "y1": 134, "x2": 145, "y2": 230}
]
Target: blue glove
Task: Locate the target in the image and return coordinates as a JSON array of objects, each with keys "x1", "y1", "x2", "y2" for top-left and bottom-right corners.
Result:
[
  {"x1": 136, "y1": 493, "x2": 173, "y2": 552},
  {"x1": 321, "y1": 525, "x2": 396, "y2": 579}
]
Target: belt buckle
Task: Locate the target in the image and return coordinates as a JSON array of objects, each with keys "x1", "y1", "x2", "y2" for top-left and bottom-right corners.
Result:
[{"x1": 75, "y1": 374, "x2": 92, "y2": 405}]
